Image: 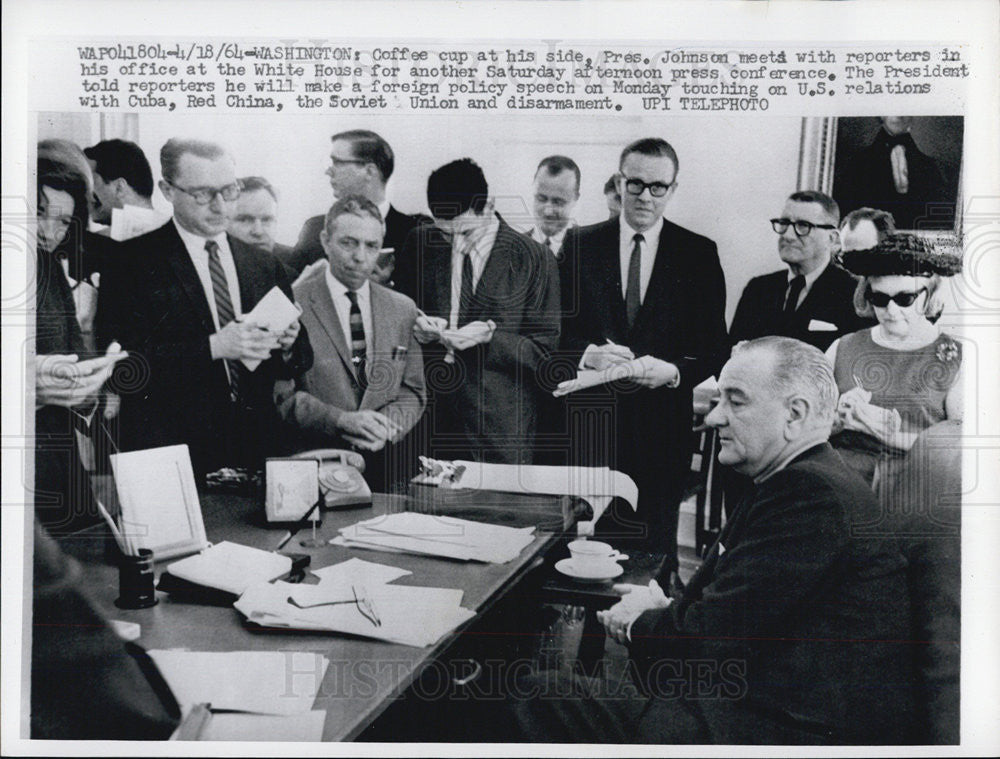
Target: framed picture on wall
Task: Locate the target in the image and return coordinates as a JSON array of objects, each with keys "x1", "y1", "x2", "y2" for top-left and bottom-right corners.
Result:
[{"x1": 799, "y1": 116, "x2": 964, "y2": 233}]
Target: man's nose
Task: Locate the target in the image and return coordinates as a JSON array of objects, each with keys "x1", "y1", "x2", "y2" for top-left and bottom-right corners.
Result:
[{"x1": 704, "y1": 401, "x2": 725, "y2": 427}]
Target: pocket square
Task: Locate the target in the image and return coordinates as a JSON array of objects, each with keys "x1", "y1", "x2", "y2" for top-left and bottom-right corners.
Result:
[
  {"x1": 717, "y1": 542, "x2": 726, "y2": 556},
  {"x1": 808, "y1": 319, "x2": 837, "y2": 332}
]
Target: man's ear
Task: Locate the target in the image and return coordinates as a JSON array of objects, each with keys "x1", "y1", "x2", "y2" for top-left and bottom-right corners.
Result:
[
  {"x1": 785, "y1": 396, "x2": 810, "y2": 439},
  {"x1": 158, "y1": 179, "x2": 174, "y2": 202},
  {"x1": 112, "y1": 178, "x2": 130, "y2": 203}
]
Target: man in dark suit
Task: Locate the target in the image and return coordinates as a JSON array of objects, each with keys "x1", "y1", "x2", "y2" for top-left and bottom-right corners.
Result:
[
  {"x1": 406, "y1": 158, "x2": 560, "y2": 465},
  {"x1": 486, "y1": 337, "x2": 915, "y2": 745},
  {"x1": 96, "y1": 138, "x2": 311, "y2": 477},
  {"x1": 730, "y1": 190, "x2": 875, "y2": 352},
  {"x1": 276, "y1": 196, "x2": 426, "y2": 490},
  {"x1": 227, "y1": 175, "x2": 294, "y2": 265},
  {"x1": 560, "y1": 137, "x2": 728, "y2": 567},
  {"x1": 285, "y1": 130, "x2": 429, "y2": 292}
]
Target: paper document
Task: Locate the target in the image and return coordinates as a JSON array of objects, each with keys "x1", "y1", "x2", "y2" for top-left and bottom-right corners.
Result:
[
  {"x1": 553, "y1": 358, "x2": 647, "y2": 396},
  {"x1": 235, "y1": 580, "x2": 475, "y2": 647},
  {"x1": 240, "y1": 286, "x2": 301, "y2": 370},
  {"x1": 148, "y1": 650, "x2": 328, "y2": 715},
  {"x1": 337, "y1": 512, "x2": 536, "y2": 563},
  {"x1": 165, "y1": 540, "x2": 292, "y2": 595},
  {"x1": 311, "y1": 557, "x2": 412, "y2": 586},
  {"x1": 203, "y1": 711, "x2": 327, "y2": 742}
]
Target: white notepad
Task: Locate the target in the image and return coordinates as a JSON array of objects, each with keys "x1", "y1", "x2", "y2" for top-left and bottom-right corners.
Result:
[{"x1": 165, "y1": 541, "x2": 292, "y2": 595}]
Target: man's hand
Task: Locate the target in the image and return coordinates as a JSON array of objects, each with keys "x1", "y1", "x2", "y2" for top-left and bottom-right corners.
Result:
[
  {"x1": 441, "y1": 320, "x2": 495, "y2": 351},
  {"x1": 370, "y1": 251, "x2": 395, "y2": 285},
  {"x1": 210, "y1": 320, "x2": 279, "y2": 362},
  {"x1": 581, "y1": 342, "x2": 635, "y2": 370},
  {"x1": 35, "y1": 348, "x2": 126, "y2": 408},
  {"x1": 631, "y1": 356, "x2": 680, "y2": 389},
  {"x1": 596, "y1": 581, "x2": 670, "y2": 645},
  {"x1": 337, "y1": 410, "x2": 402, "y2": 450},
  {"x1": 413, "y1": 314, "x2": 448, "y2": 345},
  {"x1": 275, "y1": 314, "x2": 301, "y2": 356}
]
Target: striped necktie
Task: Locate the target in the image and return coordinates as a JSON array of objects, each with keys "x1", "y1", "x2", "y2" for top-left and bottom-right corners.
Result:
[
  {"x1": 346, "y1": 290, "x2": 367, "y2": 390},
  {"x1": 204, "y1": 239, "x2": 240, "y2": 401}
]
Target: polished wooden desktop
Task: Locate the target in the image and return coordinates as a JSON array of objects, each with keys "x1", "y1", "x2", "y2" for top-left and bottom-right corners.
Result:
[{"x1": 58, "y1": 489, "x2": 559, "y2": 742}]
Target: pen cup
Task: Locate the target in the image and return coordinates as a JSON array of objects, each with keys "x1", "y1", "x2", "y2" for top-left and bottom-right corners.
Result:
[{"x1": 115, "y1": 548, "x2": 158, "y2": 609}]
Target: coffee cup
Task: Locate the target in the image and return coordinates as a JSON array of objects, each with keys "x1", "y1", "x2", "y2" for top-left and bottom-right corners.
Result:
[{"x1": 567, "y1": 540, "x2": 628, "y2": 572}]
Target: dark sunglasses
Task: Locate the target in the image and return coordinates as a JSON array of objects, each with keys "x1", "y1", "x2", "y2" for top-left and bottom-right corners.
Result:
[{"x1": 864, "y1": 287, "x2": 927, "y2": 308}]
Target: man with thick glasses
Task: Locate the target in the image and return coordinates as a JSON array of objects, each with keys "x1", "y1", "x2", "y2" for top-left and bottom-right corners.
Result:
[
  {"x1": 96, "y1": 138, "x2": 312, "y2": 477},
  {"x1": 730, "y1": 190, "x2": 875, "y2": 352},
  {"x1": 560, "y1": 137, "x2": 728, "y2": 576},
  {"x1": 285, "y1": 129, "x2": 429, "y2": 294}
]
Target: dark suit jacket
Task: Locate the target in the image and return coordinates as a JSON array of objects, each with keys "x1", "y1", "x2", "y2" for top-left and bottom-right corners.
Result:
[
  {"x1": 729, "y1": 262, "x2": 874, "y2": 352},
  {"x1": 276, "y1": 267, "x2": 426, "y2": 449},
  {"x1": 559, "y1": 217, "x2": 728, "y2": 525},
  {"x1": 404, "y1": 216, "x2": 560, "y2": 464},
  {"x1": 95, "y1": 221, "x2": 312, "y2": 475},
  {"x1": 631, "y1": 443, "x2": 916, "y2": 744},
  {"x1": 286, "y1": 205, "x2": 430, "y2": 288}
]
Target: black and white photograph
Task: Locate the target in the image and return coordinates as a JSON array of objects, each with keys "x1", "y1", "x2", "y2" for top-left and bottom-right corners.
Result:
[{"x1": 3, "y1": 1, "x2": 999, "y2": 755}]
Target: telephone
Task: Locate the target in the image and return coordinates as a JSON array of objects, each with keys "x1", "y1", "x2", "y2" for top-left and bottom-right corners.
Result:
[{"x1": 292, "y1": 449, "x2": 372, "y2": 509}]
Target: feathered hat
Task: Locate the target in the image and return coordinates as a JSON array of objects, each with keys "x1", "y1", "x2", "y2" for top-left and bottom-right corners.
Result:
[{"x1": 841, "y1": 232, "x2": 963, "y2": 277}]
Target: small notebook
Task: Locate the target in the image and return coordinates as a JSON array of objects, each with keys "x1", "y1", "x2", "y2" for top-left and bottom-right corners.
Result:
[{"x1": 164, "y1": 541, "x2": 292, "y2": 596}]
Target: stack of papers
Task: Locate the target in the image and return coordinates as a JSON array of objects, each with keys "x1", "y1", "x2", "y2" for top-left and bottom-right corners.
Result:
[
  {"x1": 334, "y1": 512, "x2": 536, "y2": 563},
  {"x1": 233, "y1": 558, "x2": 475, "y2": 647},
  {"x1": 240, "y1": 286, "x2": 301, "y2": 370},
  {"x1": 165, "y1": 541, "x2": 292, "y2": 595},
  {"x1": 148, "y1": 650, "x2": 329, "y2": 715}
]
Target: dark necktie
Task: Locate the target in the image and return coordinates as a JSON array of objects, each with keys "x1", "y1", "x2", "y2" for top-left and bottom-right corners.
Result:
[
  {"x1": 784, "y1": 274, "x2": 806, "y2": 318},
  {"x1": 458, "y1": 251, "x2": 474, "y2": 327},
  {"x1": 625, "y1": 233, "x2": 644, "y2": 329},
  {"x1": 205, "y1": 239, "x2": 240, "y2": 402},
  {"x1": 346, "y1": 290, "x2": 367, "y2": 390}
]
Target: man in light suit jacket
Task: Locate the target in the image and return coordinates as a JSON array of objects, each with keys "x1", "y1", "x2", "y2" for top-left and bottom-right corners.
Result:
[
  {"x1": 560, "y1": 137, "x2": 729, "y2": 568},
  {"x1": 405, "y1": 158, "x2": 560, "y2": 465},
  {"x1": 96, "y1": 138, "x2": 311, "y2": 477},
  {"x1": 730, "y1": 190, "x2": 875, "y2": 352},
  {"x1": 276, "y1": 196, "x2": 426, "y2": 490}
]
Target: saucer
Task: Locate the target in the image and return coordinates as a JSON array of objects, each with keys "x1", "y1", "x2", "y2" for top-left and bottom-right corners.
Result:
[{"x1": 555, "y1": 558, "x2": 624, "y2": 582}]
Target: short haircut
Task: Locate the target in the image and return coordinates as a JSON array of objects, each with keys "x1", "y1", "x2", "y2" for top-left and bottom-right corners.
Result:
[
  {"x1": 323, "y1": 194, "x2": 384, "y2": 236},
  {"x1": 332, "y1": 129, "x2": 394, "y2": 182},
  {"x1": 160, "y1": 138, "x2": 228, "y2": 184},
  {"x1": 788, "y1": 190, "x2": 840, "y2": 224},
  {"x1": 619, "y1": 137, "x2": 679, "y2": 176},
  {"x1": 426, "y1": 158, "x2": 489, "y2": 220},
  {"x1": 83, "y1": 139, "x2": 154, "y2": 199},
  {"x1": 534, "y1": 155, "x2": 581, "y2": 194},
  {"x1": 733, "y1": 336, "x2": 837, "y2": 424},
  {"x1": 853, "y1": 273, "x2": 942, "y2": 319},
  {"x1": 37, "y1": 157, "x2": 91, "y2": 255},
  {"x1": 604, "y1": 174, "x2": 620, "y2": 196},
  {"x1": 238, "y1": 176, "x2": 278, "y2": 202},
  {"x1": 840, "y1": 206, "x2": 896, "y2": 238}
]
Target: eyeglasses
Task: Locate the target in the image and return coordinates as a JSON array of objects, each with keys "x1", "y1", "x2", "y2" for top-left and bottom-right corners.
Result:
[
  {"x1": 770, "y1": 218, "x2": 837, "y2": 237},
  {"x1": 623, "y1": 178, "x2": 674, "y2": 198},
  {"x1": 167, "y1": 180, "x2": 242, "y2": 205},
  {"x1": 865, "y1": 288, "x2": 927, "y2": 308}
]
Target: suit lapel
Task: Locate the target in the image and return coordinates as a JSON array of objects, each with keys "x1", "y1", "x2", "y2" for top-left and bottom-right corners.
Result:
[
  {"x1": 229, "y1": 235, "x2": 258, "y2": 315},
  {"x1": 796, "y1": 262, "x2": 834, "y2": 316},
  {"x1": 161, "y1": 223, "x2": 215, "y2": 333},
  {"x1": 597, "y1": 220, "x2": 629, "y2": 338},
  {"x1": 303, "y1": 274, "x2": 356, "y2": 379},
  {"x1": 473, "y1": 217, "x2": 514, "y2": 312},
  {"x1": 369, "y1": 283, "x2": 393, "y2": 360},
  {"x1": 631, "y1": 220, "x2": 673, "y2": 335}
]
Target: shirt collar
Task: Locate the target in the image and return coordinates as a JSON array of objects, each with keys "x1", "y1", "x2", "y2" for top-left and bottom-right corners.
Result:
[
  {"x1": 377, "y1": 199, "x2": 391, "y2": 225},
  {"x1": 453, "y1": 213, "x2": 501, "y2": 258},
  {"x1": 532, "y1": 224, "x2": 570, "y2": 248},
  {"x1": 619, "y1": 213, "x2": 664, "y2": 249},
  {"x1": 173, "y1": 218, "x2": 227, "y2": 254},
  {"x1": 325, "y1": 266, "x2": 371, "y2": 303},
  {"x1": 788, "y1": 258, "x2": 829, "y2": 290}
]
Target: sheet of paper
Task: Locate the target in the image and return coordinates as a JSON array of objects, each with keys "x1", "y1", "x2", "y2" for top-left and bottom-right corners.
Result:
[
  {"x1": 552, "y1": 358, "x2": 645, "y2": 396},
  {"x1": 109, "y1": 204, "x2": 168, "y2": 241},
  {"x1": 202, "y1": 711, "x2": 327, "y2": 742},
  {"x1": 148, "y1": 650, "x2": 329, "y2": 715},
  {"x1": 339, "y1": 512, "x2": 536, "y2": 563},
  {"x1": 165, "y1": 540, "x2": 292, "y2": 595},
  {"x1": 111, "y1": 444, "x2": 207, "y2": 560},
  {"x1": 311, "y1": 557, "x2": 411, "y2": 586},
  {"x1": 240, "y1": 286, "x2": 301, "y2": 370},
  {"x1": 235, "y1": 580, "x2": 475, "y2": 648}
]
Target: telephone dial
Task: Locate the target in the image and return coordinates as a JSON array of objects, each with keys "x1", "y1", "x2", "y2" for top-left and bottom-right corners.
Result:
[{"x1": 292, "y1": 449, "x2": 372, "y2": 509}]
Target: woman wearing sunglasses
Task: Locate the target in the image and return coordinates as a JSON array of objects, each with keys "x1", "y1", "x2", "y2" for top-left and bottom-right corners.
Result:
[{"x1": 824, "y1": 232, "x2": 963, "y2": 492}]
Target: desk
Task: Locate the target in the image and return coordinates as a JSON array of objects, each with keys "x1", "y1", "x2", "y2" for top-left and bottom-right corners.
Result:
[{"x1": 58, "y1": 491, "x2": 558, "y2": 741}]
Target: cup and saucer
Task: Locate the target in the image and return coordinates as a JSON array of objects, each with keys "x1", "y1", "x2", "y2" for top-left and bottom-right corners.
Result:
[{"x1": 555, "y1": 540, "x2": 629, "y2": 582}]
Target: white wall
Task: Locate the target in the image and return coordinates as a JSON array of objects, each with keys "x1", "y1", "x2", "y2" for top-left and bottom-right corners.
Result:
[{"x1": 40, "y1": 112, "x2": 804, "y2": 323}]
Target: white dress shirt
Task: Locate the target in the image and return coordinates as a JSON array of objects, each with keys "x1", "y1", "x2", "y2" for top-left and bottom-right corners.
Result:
[
  {"x1": 326, "y1": 268, "x2": 373, "y2": 358},
  {"x1": 449, "y1": 215, "x2": 500, "y2": 330},
  {"x1": 619, "y1": 213, "x2": 664, "y2": 303},
  {"x1": 174, "y1": 219, "x2": 242, "y2": 329},
  {"x1": 787, "y1": 258, "x2": 829, "y2": 309},
  {"x1": 530, "y1": 225, "x2": 569, "y2": 257}
]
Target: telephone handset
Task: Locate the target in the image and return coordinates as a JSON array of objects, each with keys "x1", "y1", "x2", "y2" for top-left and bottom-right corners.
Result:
[{"x1": 292, "y1": 449, "x2": 372, "y2": 509}]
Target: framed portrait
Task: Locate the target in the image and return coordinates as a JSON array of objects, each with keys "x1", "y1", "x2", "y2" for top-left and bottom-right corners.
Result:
[{"x1": 799, "y1": 116, "x2": 964, "y2": 234}]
